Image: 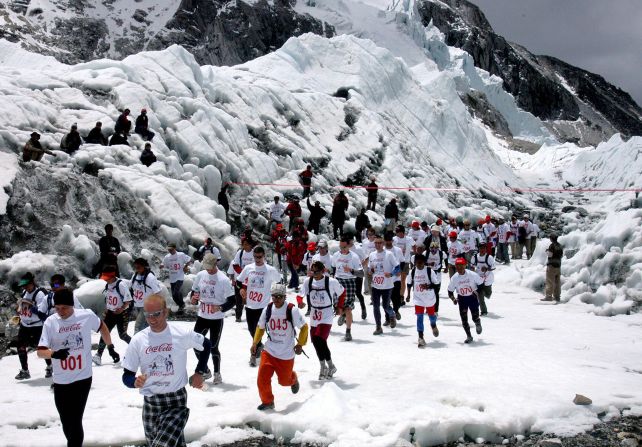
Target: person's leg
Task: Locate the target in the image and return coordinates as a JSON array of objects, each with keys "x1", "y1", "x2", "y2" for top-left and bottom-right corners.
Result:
[
  {"x1": 400, "y1": 263, "x2": 408, "y2": 298},
  {"x1": 16, "y1": 326, "x2": 31, "y2": 372},
  {"x1": 478, "y1": 288, "x2": 487, "y2": 315},
  {"x1": 151, "y1": 390, "x2": 190, "y2": 447},
  {"x1": 415, "y1": 306, "x2": 425, "y2": 336},
  {"x1": 554, "y1": 267, "x2": 561, "y2": 301},
  {"x1": 458, "y1": 299, "x2": 472, "y2": 338},
  {"x1": 434, "y1": 283, "x2": 441, "y2": 313},
  {"x1": 54, "y1": 377, "x2": 92, "y2": 447},
  {"x1": 287, "y1": 262, "x2": 298, "y2": 289},
  {"x1": 210, "y1": 319, "x2": 224, "y2": 373},
  {"x1": 427, "y1": 305, "x2": 438, "y2": 334},
  {"x1": 116, "y1": 312, "x2": 131, "y2": 344},
  {"x1": 193, "y1": 317, "x2": 210, "y2": 370},
  {"x1": 234, "y1": 285, "x2": 243, "y2": 321},
  {"x1": 545, "y1": 267, "x2": 554, "y2": 299},
  {"x1": 372, "y1": 289, "x2": 382, "y2": 327},
  {"x1": 96, "y1": 312, "x2": 117, "y2": 356},
  {"x1": 382, "y1": 289, "x2": 395, "y2": 320},
  {"x1": 171, "y1": 281, "x2": 185, "y2": 308},
  {"x1": 257, "y1": 351, "x2": 277, "y2": 404},
  {"x1": 134, "y1": 307, "x2": 148, "y2": 333},
  {"x1": 274, "y1": 357, "x2": 297, "y2": 388},
  {"x1": 391, "y1": 281, "x2": 401, "y2": 313},
  {"x1": 354, "y1": 276, "x2": 366, "y2": 318}
]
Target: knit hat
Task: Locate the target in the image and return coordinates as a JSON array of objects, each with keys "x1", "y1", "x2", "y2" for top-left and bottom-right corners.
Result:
[{"x1": 54, "y1": 289, "x2": 75, "y2": 306}]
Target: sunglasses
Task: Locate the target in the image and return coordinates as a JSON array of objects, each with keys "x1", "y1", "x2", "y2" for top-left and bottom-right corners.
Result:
[
  {"x1": 254, "y1": 255, "x2": 264, "y2": 259},
  {"x1": 144, "y1": 310, "x2": 163, "y2": 318}
]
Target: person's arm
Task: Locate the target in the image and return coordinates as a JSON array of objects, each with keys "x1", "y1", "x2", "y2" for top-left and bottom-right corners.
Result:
[{"x1": 220, "y1": 294, "x2": 236, "y2": 313}]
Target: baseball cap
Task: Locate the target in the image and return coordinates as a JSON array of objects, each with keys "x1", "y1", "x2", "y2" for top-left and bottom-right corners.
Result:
[
  {"x1": 449, "y1": 231, "x2": 458, "y2": 238},
  {"x1": 455, "y1": 258, "x2": 467, "y2": 266}
]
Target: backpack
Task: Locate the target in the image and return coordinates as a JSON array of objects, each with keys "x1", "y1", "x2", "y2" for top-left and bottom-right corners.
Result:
[
  {"x1": 104, "y1": 279, "x2": 126, "y2": 303},
  {"x1": 472, "y1": 253, "x2": 493, "y2": 271},
  {"x1": 264, "y1": 302, "x2": 296, "y2": 340},
  {"x1": 307, "y1": 276, "x2": 333, "y2": 309},
  {"x1": 410, "y1": 267, "x2": 433, "y2": 289},
  {"x1": 130, "y1": 270, "x2": 153, "y2": 294}
]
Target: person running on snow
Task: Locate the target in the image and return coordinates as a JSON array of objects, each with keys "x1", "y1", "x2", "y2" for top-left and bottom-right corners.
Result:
[
  {"x1": 194, "y1": 237, "x2": 221, "y2": 263},
  {"x1": 285, "y1": 227, "x2": 307, "y2": 292},
  {"x1": 407, "y1": 254, "x2": 439, "y2": 347},
  {"x1": 369, "y1": 235, "x2": 398, "y2": 335},
  {"x1": 121, "y1": 294, "x2": 211, "y2": 447},
  {"x1": 448, "y1": 258, "x2": 484, "y2": 344},
  {"x1": 297, "y1": 261, "x2": 345, "y2": 379},
  {"x1": 446, "y1": 231, "x2": 465, "y2": 278},
  {"x1": 14, "y1": 272, "x2": 52, "y2": 380},
  {"x1": 384, "y1": 231, "x2": 404, "y2": 322},
  {"x1": 303, "y1": 241, "x2": 317, "y2": 277},
  {"x1": 252, "y1": 283, "x2": 309, "y2": 411},
  {"x1": 361, "y1": 228, "x2": 376, "y2": 297},
  {"x1": 393, "y1": 225, "x2": 415, "y2": 301},
  {"x1": 93, "y1": 265, "x2": 131, "y2": 366},
  {"x1": 331, "y1": 236, "x2": 363, "y2": 341},
  {"x1": 458, "y1": 219, "x2": 481, "y2": 265},
  {"x1": 190, "y1": 254, "x2": 236, "y2": 384},
  {"x1": 496, "y1": 217, "x2": 510, "y2": 265},
  {"x1": 311, "y1": 240, "x2": 332, "y2": 274},
  {"x1": 408, "y1": 220, "x2": 427, "y2": 251},
  {"x1": 306, "y1": 197, "x2": 327, "y2": 235},
  {"x1": 44, "y1": 274, "x2": 84, "y2": 320},
  {"x1": 415, "y1": 240, "x2": 444, "y2": 314},
  {"x1": 384, "y1": 198, "x2": 399, "y2": 233},
  {"x1": 130, "y1": 258, "x2": 162, "y2": 333},
  {"x1": 160, "y1": 243, "x2": 192, "y2": 314},
  {"x1": 346, "y1": 234, "x2": 368, "y2": 320},
  {"x1": 271, "y1": 223, "x2": 289, "y2": 273},
  {"x1": 482, "y1": 215, "x2": 497, "y2": 255},
  {"x1": 37, "y1": 288, "x2": 117, "y2": 447},
  {"x1": 269, "y1": 196, "x2": 286, "y2": 232},
  {"x1": 238, "y1": 246, "x2": 283, "y2": 367},
  {"x1": 469, "y1": 244, "x2": 495, "y2": 316},
  {"x1": 230, "y1": 238, "x2": 256, "y2": 322},
  {"x1": 298, "y1": 165, "x2": 314, "y2": 199}
]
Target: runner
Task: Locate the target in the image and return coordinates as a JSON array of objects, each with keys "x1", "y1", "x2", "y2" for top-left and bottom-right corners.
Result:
[
  {"x1": 393, "y1": 225, "x2": 415, "y2": 301},
  {"x1": 481, "y1": 215, "x2": 497, "y2": 255},
  {"x1": 311, "y1": 240, "x2": 332, "y2": 273},
  {"x1": 238, "y1": 246, "x2": 283, "y2": 367},
  {"x1": 424, "y1": 240, "x2": 444, "y2": 314},
  {"x1": 45, "y1": 274, "x2": 84, "y2": 319},
  {"x1": 496, "y1": 217, "x2": 510, "y2": 265},
  {"x1": 229, "y1": 238, "x2": 256, "y2": 322},
  {"x1": 368, "y1": 235, "x2": 397, "y2": 334},
  {"x1": 160, "y1": 243, "x2": 192, "y2": 314},
  {"x1": 470, "y1": 244, "x2": 495, "y2": 316},
  {"x1": 303, "y1": 241, "x2": 317, "y2": 276},
  {"x1": 130, "y1": 258, "x2": 162, "y2": 333},
  {"x1": 346, "y1": 234, "x2": 368, "y2": 320},
  {"x1": 194, "y1": 237, "x2": 221, "y2": 263},
  {"x1": 407, "y1": 254, "x2": 439, "y2": 347},
  {"x1": 384, "y1": 231, "x2": 404, "y2": 321},
  {"x1": 331, "y1": 237, "x2": 363, "y2": 341},
  {"x1": 122, "y1": 294, "x2": 211, "y2": 447},
  {"x1": 252, "y1": 283, "x2": 308, "y2": 410},
  {"x1": 93, "y1": 265, "x2": 131, "y2": 366},
  {"x1": 14, "y1": 272, "x2": 52, "y2": 380},
  {"x1": 509, "y1": 215, "x2": 519, "y2": 260},
  {"x1": 296, "y1": 261, "x2": 345, "y2": 379},
  {"x1": 190, "y1": 253, "x2": 236, "y2": 383},
  {"x1": 447, "y1": 258, "x2": 484, "y2": 343},
  {"x1": 408, "y1": 220, "x2": 427, "y2": 250},
  {"x1": 446, "y1": 231, "x2": 465, "y2": 278},
  {"x1": 270, "y1": 223, "x2": 289, "y2": 273},
  {"x1": 458, "y1": 219, "x2": 481, "y2": 265},
  {"x1": 361, "y1": 229, "x2": 376, "y2": 297},
  {"x1": 37, "y1": 288, "x2": 116, "y2": 447}
]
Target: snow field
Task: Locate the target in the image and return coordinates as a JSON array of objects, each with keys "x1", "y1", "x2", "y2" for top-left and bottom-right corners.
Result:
[{"x1": 1, "y1": 262, "x2": 641, "y2": 446}]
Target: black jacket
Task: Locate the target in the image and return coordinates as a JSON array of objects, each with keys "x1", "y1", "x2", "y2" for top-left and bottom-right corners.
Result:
[
  {"x1": 546, "y1": 242, "x2": 563, "y2": 268},
  {"x1": 109, "y1": 133, "x2": 129, "y2": 146},
  {"x1": 98, "y1": 235, "x2": 121, "y2": 257},
  {"x1": 355, "y1": 212, "x2": 370, "y2": 232},
  {"x1": 307, "y1": 198, "x2": 327, "y2": 225},
  {"x1": 367, "y1": 181, "x2": 378, "y2": 199},
  {"x1": 86, "y1": 127, "x2": 107, "y2": 145},
  {"x1": 384, "y1": 202, "x2": 399, "y2": 219},
  {"x1": 218, "y1": 184, "x2": 229, "y2": 211},
  {"x1": 135, "y1": 114, "x2": 149, "y2": 133},
  {"x1": 140, "y1": 149, "x2": 157, "y2": 167}
]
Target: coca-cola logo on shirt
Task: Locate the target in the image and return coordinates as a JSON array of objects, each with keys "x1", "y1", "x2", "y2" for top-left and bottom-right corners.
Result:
[
  {"x1": 59, "y1": 323, "x2": 82, "y2": 333},
  {"x1": 145, "y1": 343, "x2": 173, "y2": 354}
]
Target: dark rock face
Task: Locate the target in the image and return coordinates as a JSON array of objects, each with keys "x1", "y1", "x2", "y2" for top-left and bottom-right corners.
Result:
[
  {"x1": 416, "y1": 0, "x2": 642, "y2": 142},
  {"x1": 148, "y1": 0, "x2": 334, "y2": 66}
]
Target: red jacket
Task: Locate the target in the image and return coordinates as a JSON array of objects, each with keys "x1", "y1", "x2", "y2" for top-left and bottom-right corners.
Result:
[
  {"x1": 285, "y1": 202, "x2": 302, "y2": 219},
  {"x1": 286, "y1": 237, "x2": 307, "y2": 265},
  {"x1": 271, "y1": 229, "x2": 289, "y2": 255}
]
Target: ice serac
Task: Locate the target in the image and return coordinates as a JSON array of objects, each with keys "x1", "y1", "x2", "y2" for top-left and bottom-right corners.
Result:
[{"x1": 415, "y1": 0, "x2": 642, "y2": 146}]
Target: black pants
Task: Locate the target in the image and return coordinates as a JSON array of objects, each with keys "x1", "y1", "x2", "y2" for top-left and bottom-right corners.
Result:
[
  {"x1": 434, "y1": 283, "x2": 441, "y2": 313},
  {"x1": 354, "y1": 277, "x2": 366, "y2": 312},
  {"x1": 54, "y1": 377, "x2": 92, "y2": 447},
  {"x1": 332, "y1": 221, "x2": 344, "y2": 240},
  {"x1": 308, "y1": 221, "x2": 320, "y2": 234},
  {"x1": 311, "y1": 336, "x2": 331, "y2": 361},
  {"x1": 391, "y1": 280, "x2": 402, "y2": 312},
  {"x1": 171, "y1": 281, "x2": 185, "y2": 308},
  {"x1": 367, "y1": 196, "x2": 376, "y2": 211},
  {"x1": 458, "y1": 295, "x2": 480, "y2": 337},
  {"x1": 17, "y1": 325, "x2": 51, "y2": 370},
  {"x1": 97, "y1": 310, "x2": 131, "y2": 355},
  {"x1": 245, "y1": 307, "x2": 264, "y2": 349},
  {"x1": 234, "y1": 284, "x2": 243, "y2": 320},
  {"x1": 193, "y1": 317, "x2": 224, "y2": 373}
]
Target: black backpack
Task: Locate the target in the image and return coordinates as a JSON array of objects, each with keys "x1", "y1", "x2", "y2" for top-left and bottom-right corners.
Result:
[
  {"x1": 410, "y1": 267, "x2": 434, "y2": 289},
  {"x1": 264, "y1": 302, "x2": 297, "y2": 340},
  {"x1": 307, "y1": 276, "x2": 333, "y2": 309},
  {"x1": 130, "y1": 269, "x2": 154, "y2": 294},
  {"x1": 104, "y1": 279, "x2": 127, "y2": 303},
  {"x1": 472, "y1": 253, "x2": 493, "y2": 271}
]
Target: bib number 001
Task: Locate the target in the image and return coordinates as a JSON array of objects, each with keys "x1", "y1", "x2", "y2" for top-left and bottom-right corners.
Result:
[{"x1": 60, "y1": 354, "x2": 83, "y2": 371}]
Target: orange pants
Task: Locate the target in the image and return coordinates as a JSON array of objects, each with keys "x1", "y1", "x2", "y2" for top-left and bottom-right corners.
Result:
[{"x1": 257, "y1": 351, "x2": 297, "y2": 404}]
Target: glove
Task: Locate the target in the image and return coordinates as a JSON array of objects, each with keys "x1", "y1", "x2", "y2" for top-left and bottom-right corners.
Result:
[
  {"x1": 51, "y1": 348, "x2": 70, "y2": 360},
  {"x1": 108, "y1": 344, "x2": 120, "y2": 363},
  {"x1": 294, "y1": 345, "x2": 303, "y2": 355}
]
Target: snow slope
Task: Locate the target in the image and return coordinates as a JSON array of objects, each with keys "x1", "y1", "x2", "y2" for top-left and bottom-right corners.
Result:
[{"x1": 1, "y1": 267, "x2": 641, "y2": 446}]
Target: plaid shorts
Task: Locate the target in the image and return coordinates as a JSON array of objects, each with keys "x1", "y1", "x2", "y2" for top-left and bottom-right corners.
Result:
[
  {"x1": 143, "y1": 387, "x2": 190, "y2": 447},
  {"x1": 337, "y1": 277, "x2": 356, "y2": 309}
]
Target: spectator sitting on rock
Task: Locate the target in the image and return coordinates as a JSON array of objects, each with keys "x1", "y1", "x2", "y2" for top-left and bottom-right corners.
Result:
[
  {"x1": 85, "y1": 122, "x2": 108, "y2": 145},
  {"x1": 22, "y1": 132, "x2": 54, "y2": 162},
  {"x1": 60, "y1": 124, "x2": 82, "y2": 154},
  {"x1": 114, "y1": 108, "x2": 131, "y2": 136},
  {"x1": 134, "y1": 108, "x2": 155, "y2": 141},
  {"x1": 109, "y1": 132, "x2": 129, "y2": 146},
  {"x1": 140, "y1": 143, "x2": 157, "y2": 167}
]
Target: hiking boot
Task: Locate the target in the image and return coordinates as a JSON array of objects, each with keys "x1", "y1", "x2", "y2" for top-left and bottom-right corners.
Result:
[
  {"x1": 464, "y1": 336, "x2": 473, "y2": 344},
  {"x1": 15, "y1": 369, "x2": 30, "y2": 380},
  {"x1": 291, "y1": 379, "x2": 300, "y2": 394},
  {"x1": 418, "y1": 337, "x2": 426, "y2": 348},
  {"x1": 432, "y1": 326, "x2": 439, "y2": 337},
  {"x1": 390, "y1": 317, "x2": 397, "y2": 329},
  {"x1": 540, "y1": 297, "x2": 554, "y2": 302},
  {"x1": 92, "y1": 354, "x2": 102, "y2": 366},
  {"x1": 481, "y1": 311, "x2": 488, "y2": 316},
  {"x1": 202, "y1": 369, "x2": 213, "y2": 380},
  {"x1": 475, "y1": 321, "x2": 482, "y2": 335},
  {"x1": 249, "y1": 353, "x2": 257, "y2": 367},
  {"x1": 45, "y1": 366, "x2": 53, "y2": 378},
  {"x1": 344, "y1": 331, "x2": 352, "y2": 342},
  {"x1": 325, "y1": 364, "x2": 337, "y2": 379},
  {"x1": 383, "y1": 319, "x2": 390, "y2": 327},
  {"x1": 257, "y1": 402, "x2": 275, "y2": 411},
  {"x1": 337, "y1": 314, "x2": 346, "y2": 326},
  {"x1": 318, "y1": 364, "x2": 327, "y2": 380},
  {"x1": 361, "y1": 309, "x2": 367, "y2": 320},
  {"x1": 235, "y1": 317, "x2": 242, "y2": 323},
  {"x1": 373, "y1": 326, "x2": 383, "y2": 335},
  {"x1": 212, "y1": 373, "x2": 222, "y2": 385},
  {"x1": 395, "y1": 311, "x2": 401, "y2": 320}
]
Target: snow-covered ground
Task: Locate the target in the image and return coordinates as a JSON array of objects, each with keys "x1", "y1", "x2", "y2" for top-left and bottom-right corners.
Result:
[{"x1": 1, "y1": 261, "x2": 641, "y2": 447}]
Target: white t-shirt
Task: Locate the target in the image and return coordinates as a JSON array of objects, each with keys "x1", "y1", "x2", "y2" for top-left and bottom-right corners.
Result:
[
  {"x1": 470, "y1": 253, "x2": 495, "y2": 285},
  {"x1": 270, "y1": 202, "x2": 286, "y2": 221},
  {"x1": 311, "y1": 252, "x2": 332, "y2": 273},
  {"x1": 386, "y1": 245, "x2": 403, "y2": 283},
  {"x1": 104, "y1": 280, "x2": 133, "y2": 312},
  {"x1": 258, "y1": 304, "x2": 306, "y2": 360},
  {"x1": 38, "y1": 309, "x2": 101, "y2": 384},
  {"x1": 407, "y1": 267, "x2": 437, "y2": 307},
  {"x1": 447, "y1": 240, "x2": 464, "y2": 265},
  {"x1": 191, "y1": 270, "x2": 234, "y2": 319},
  {"x1": 497, "y1": 223, "x2": 510, "y2": 244},
  {"x1": 350, "y1": 243, "x2": 367, "y2": 262},
  {"x1": 19, "y1": 288, "x2": 48, "y2": 327},
  {"x1": 482, "y1": 223, "x2": 497, "y2": 243},
  {"x1": 458, "y1": 230, "x2": 480, "y2": 253},
  {"x1": 198, "y1": 245, "x2": 221, "y2": 261},
  {"x1": 162, "y1": 252, "x2": 192, "y2": 283},
  {"x1": 130, "y1": 272, "x2": 162, "y2": 308},
  {"x1": 408, "y1": 229, "x2": 427, "y2": 248},
  {"x1": 302, "y1": 252, "x2": 316, "y2": 272},
  {"x1": 393, "y1": 235, "x2": 415, "y2": 262},
  {"x1": 368, "y1": 250, "x2": 397, "y2": 290},
  {"x1": 122, "y1": 324, "x2": 205, "y2": 396},
  {"x1": 237, "y1": 263, "x2": 282, "y2": 309},
  {"x1": 300, "y1": 277, "x2": 344, "y2": 326},
  {"x1": 448, "y1": 270, "x2": 483, "y2": 297},
  {"x1": 508, "y1": 221, "x2": 519, "y2": 242},
  {"x1": 361, "y1": 239, "x2": 376, "y2": 259},
  {"x1": 530, "y1": 223, "x2": 540, "y2": 239},
  {"x1": 229, "y1": 249, "x2": 255, "y2": 280},
  {"x1": 425, "y1": 250, "x2": 443, "y2": 284},
  {"x1": 331, "y1": 251, "x2": 362, "y2": 279}
]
